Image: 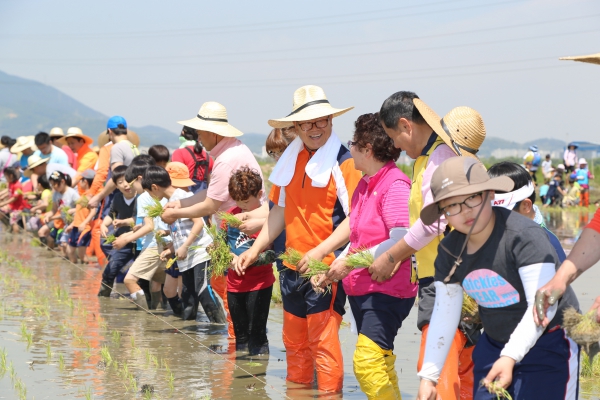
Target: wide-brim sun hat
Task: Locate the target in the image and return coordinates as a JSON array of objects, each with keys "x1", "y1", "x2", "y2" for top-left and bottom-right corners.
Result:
[
  {"x1": 10, "y1": 136, "x2": 37, "y2": 154},
  {"x1": 97, "y1": 129, "x2": 140, "y2": 147},
  {"x1": 49, "y1": 127, "x2": 66, "y2": 146},
  {"x1": 578, "y1": 158, "x2": 588, "y2": 165},
  {"x1": 268, "y1": 85, "x2": 354, "y2": 128},
  {"x1": 420, "y1": 157, "x2": 514, "y2": 225},
  {"x1": 178, "y1": 102, "x2": 243, "y2": 138},
  {"x1": 65, "y1": 127, "x2": 94, "y2": 146},
  {"x1": 413, "y1": 99, "x2": 485, "y2": 159},
  {"x1": 23, "y1": 154, "x2": 50, "y2": 177},
  {"x1": 529, "y1": 145, "x2": 538, "y2": 152}
]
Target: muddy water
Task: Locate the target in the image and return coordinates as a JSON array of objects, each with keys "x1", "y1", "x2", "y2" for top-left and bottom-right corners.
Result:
[{"x1": 1, "y1": 208, "x2": 599, "y2": 400}]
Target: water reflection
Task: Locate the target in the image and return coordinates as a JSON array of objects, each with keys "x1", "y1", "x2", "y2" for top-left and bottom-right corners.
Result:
[{"x1": 541, "y1": 208, "x2": 596, "y2": 249}]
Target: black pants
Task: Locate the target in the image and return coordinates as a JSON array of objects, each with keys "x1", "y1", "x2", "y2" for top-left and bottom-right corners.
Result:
[
  {"x1": 227, "y1": 285, "x2": 273, "y2": 355},
  {"x1": 181, "y1": 260, "x2": 226, "y2": 323},
  {"x1": 102, "y1": 244, "x2": 136, "y2": 284}
]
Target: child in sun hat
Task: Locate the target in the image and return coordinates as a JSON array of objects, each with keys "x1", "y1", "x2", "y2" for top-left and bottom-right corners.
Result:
[
  {"x1": 417, "y1": 157, "x2": 580, "y2": 400},
  {"x1": 64, "y1": 169, "x2": 97, "y2": 264},
  {"x1": 98, "y1": 165, "x2": 139, "y2": 297},
  {"x1": 44, "y1": 170, "x2": 80, "y2": 255},
  {"x1": 144, "y1": 163, "x2": 225, "y2": 322},
  {"x1": 574, "y1": 158, "x2": 594, "y2": 207},
  {"x1": 225, "y1": 167, "x2": 275, "y2": 354}
]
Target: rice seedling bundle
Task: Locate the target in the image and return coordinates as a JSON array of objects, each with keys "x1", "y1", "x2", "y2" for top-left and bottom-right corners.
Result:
[
  {"x1": 76, "y1": 195, "x2": 89, "y2": 208},
  {"x1": 482, "y1": 380, "x2": 512, "y2": 400},
  {"x1": 205, "y1": 225, "x2": 232, "y2": 278},
  {"x1": 143, "y1": 198, "x2": 164, "y2": 218},
  {"x1": 461, "y1": 292, "x2": 480, "y2": 322},
  {"x1": 61, "y1": 206, "x2": 74, "y2": 223},
  {"x1": 154, "y1": 231, "x2": 167, "y2": 247},
  {"x1": 278, "y1": 248, "x2": 304, "y2": 267},
  {"x1": 580, "y1": 346, "x2": 600, "y2": 379},
  {"x1": 345, "y1": 248, "x2": 374, "y2": 269},
  {"x1": 299, "y1": 259, "x2": 331, "y2": 279},
  {"x1": 104, "y1": 234, "x2": 116, "y2": 244},
  {"x1": 562, "y1": 308, "x2": 600, "y2": 349},
  {"x1": 216, "y1": 211, "x2": 242, "y2": 228}
]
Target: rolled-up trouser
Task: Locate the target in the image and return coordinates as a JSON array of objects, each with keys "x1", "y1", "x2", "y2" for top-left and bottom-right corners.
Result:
[
  {"x1": 102, "y1": 243, "x2": 136, "y2": 285},
  {"x1": 181, "y1": 260, "x2": 227, "y2": 323},
  {"x1": 349, "y1": 293, "x2": 415, "y2": 400},
  {"x1": 227, "y1": 285, "x2": 273, "y2": 354},
  {"x1": 280, "y1": 268, "x2": 346, "y2": 392}
]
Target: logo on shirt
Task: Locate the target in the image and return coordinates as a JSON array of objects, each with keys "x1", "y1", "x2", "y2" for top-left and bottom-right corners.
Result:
[
  {"x1": 462, "y1": 269, "x2": 520, "y2": 308},
  {"x1": 235, "y1": 232, "x2": 253, "y2": 249}
]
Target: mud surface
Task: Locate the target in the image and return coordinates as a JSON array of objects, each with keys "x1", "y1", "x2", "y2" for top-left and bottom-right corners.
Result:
[{"x1": 1, "y1": 208, "x2": 599, "y2": 399}]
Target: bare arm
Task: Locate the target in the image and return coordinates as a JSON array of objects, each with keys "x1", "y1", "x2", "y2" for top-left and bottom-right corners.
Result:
[
  {"x1": 236, "y1": 205, "x2": 285, "y2": 269},
  {"x1": 88, "y1": 179, "x2": 117, "y2": 208},
  {"x1": 161, "y1": 196, "x2": 222, "y2": 224}
]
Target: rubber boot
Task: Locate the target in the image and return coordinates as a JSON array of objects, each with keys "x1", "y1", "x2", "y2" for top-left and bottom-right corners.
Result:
[
  {"x1": 167, "y1": 295, "x2": 183, "y2": 317},
  {"x1": 385, "y1": 353, "x2": 401, "y2": 400},
  {"x1": 132, "y1": 292, "x2": 148, "y2": 309},
  {"x1": 97, "y1": 281, "x2": 112, "y2": 297},
  {"x1": 150, "y1": 291, "x2": 162, "y2": 310},
  {"x1": 353, "y1": 334, "x2": 399, "y2": 399}
]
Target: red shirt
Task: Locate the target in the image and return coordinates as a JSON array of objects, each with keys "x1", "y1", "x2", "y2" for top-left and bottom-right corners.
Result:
[
  {"x1": 171, "y1": 146, "x2": 214, "y2": 182},
  {"x1": 587, "y1": 208, "x2": 600, "y2": 234},
  {"x1": 224, "y1": 206, "x2": 275, "y2": 292},
  {"x1": 62, "y1": 145, "x2": 77, "y2": 169},
  {"x1": 8, "y1": 181, "x2": 31, "y2": 211}
]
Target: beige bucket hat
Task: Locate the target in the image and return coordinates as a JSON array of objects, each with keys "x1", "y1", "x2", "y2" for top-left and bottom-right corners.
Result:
[
  {"x1": 414, "y1": 99, "x2": 485, "y2": 159},
  {"x1": 65, "y1": 127, "x2": 94, "y2": 146},
  {"x1": 49, "y1": 127, "x2": 66, "y2": 146},
  {"x1": 23, "y1": 154, "x2": 50, "y2": 177},
  {"x1": 268, "y1": 85, "x2": 354, "y2": 128},
  {"x1": 97, "y1": 129, "x2": 140, "y2": 147},
  {"x1": 178, "y1": 102, "x2": 243, "y2": 137},
  {"x1": 420, "y1": 157, "x2": 514, "y2": 225},
  {"x1": 10, "y1": 136, "x2": 37, "y2": 154}
]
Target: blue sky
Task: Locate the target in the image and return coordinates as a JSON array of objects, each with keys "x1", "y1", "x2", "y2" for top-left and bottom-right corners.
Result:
[{"x1": 0, "y1": 0, "x2": 599, "y2": 143}]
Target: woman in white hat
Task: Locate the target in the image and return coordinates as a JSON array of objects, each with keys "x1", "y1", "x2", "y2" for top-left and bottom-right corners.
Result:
[
  {"x1": 574, "y1": 157, "x2": 594, "y2": 207},
  {"x1": 161, "y1": 101, "x2": 265, "y2": 332},
  {"x1": 10, "y1": 136, "x2": 37, "y2": 176},
  {"x1": 64, "y1": 127, "x2": 98, "y2": 189}
]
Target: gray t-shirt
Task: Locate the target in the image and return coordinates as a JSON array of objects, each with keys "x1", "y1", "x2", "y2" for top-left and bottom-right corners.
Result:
[
  {"x1": 52, "y1": 186, "x2": 80, "y2": 209},
  {"x1": 434, "y1": 207, "x2": 576, "y2": 343},
  {"x1": 110, "y1": 140, "x2": 137, "y2": 167}
]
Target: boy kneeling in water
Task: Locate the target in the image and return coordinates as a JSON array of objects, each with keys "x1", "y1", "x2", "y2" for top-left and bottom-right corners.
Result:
[{"x1": 417, "y1": 157, "x2": 579, "y2": 400}]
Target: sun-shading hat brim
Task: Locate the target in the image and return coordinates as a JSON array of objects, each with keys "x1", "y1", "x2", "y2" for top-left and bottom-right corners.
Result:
[
  {"x1": 420, "y1": 176, "x2": 514, "y2": 226},
  {"x1": 171, "y1": 177, "x2": 197, "y2": 188},
  {"x1": 268, "y1": 105, "x2": 354, "y2": 128},
  {"x1": 177, "y1": 117, "x2": 243, "y2": 138}
]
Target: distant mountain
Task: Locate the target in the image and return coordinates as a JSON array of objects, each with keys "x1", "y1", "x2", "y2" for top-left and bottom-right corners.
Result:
[
  {"x1": 239, "y1": 133, "x2": 267, "y2": 155},
  {"x1": 0, "y1": 70, "x2": 179, "y2": 146},
  {"x1": 478, "y1": 136, "x2": 567, "y2": 158}
]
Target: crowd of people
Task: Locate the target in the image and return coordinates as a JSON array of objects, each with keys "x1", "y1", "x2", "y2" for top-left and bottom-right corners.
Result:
[
  {"x1": 523, "y1": 144, "x2": 595, "y2": 207},
  {"x1": 0, "y1": 85, "x2": 599, "y2": 400}
]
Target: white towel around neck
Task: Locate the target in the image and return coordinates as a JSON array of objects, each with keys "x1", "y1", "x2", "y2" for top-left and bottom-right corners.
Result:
[{"x1": 269, "y1": 132, "x2": 342, "y2": 188}]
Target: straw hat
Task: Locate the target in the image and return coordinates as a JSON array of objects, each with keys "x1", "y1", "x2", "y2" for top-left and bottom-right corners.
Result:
[
  {"x1": 97, "y1": 129, "x2": 140, "y2": 147},
  {"x1": 268, "y1": 85, "x2": 354, "y2": 128},
  {"x1": 10, "y1": 136, "x2": 37, "y2": 154},
  {"x1": 420, "y1": 157, "x2": 513, "y2": 225},
  {"x1": 65, "y1": 127, "x2": 93, "y2": 146},
  {"x1": 414, "y1": 99, "x2": 485, "y2": 159},
  {"x1": 23, "y1": 154, "x2": 50, "y2": 177},
  {"x1": 178, "y1": 102, "x2": 243, "y2": 137},
  {"x1": 49, "y1": 127, "x2": 66, "y2": 146},
  {"x1": 579, "y1": 158, "x2": 587, "y2": 165},
  {"x1": 166, "y1": 162, "x2": 195, "y2": 188}
]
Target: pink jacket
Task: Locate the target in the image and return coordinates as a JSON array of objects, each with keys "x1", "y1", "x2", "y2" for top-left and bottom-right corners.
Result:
[{"x1": 343, "y1": 161, "x2": 418, "y2": 298}]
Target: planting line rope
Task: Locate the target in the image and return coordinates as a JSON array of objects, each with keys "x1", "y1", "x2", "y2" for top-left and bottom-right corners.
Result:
[{"x1": 0, "y1": 218, "x2": 293, "y2": 399}]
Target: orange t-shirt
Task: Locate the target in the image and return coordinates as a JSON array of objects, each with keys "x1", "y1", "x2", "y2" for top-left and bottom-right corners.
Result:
[
  {"x1": 269, "y1": 145, "x2": 362, "y2": 269},
  {"x1": 587, "y1": 208, "x2": 600, "y2": 234},
  {"x1": 89, "y1": 144, "x2": 113, "y2": 196},
  {"x1": 73, "y1": 189, "x2": 93, "y2": 232}
]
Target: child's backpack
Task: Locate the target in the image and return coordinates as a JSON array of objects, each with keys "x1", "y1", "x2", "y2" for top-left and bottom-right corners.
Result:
[{"x1": 532, "y1": 152, "x2": 541, "y2": 167}]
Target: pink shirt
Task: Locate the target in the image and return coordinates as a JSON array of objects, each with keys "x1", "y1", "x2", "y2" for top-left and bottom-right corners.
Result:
[
  {"x1": 404, "y1": 143, "x2": 455, "y2": 251},
  {"x1": 207, "y1": 137, "x2": 265, "y2": 213}
]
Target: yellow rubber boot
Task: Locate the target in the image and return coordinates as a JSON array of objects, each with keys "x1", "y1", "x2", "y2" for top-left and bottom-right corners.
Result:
[{"x1": 353, "y1": 334, "x2": 400, "y2": 400}]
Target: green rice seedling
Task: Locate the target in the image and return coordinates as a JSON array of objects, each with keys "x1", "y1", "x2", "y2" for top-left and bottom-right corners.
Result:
[
  {"x1": 58, "y1": 354, "x2": 65, "y2": 371},
  {"x1": 46, "y1": 342, "x2": 52, "y2": 359},
  {"x1": 482, "y1": 380, "x2": 512, "y2": 400},
  {"x1": 563, "y1": 308, "x2": 600, "y2": 350},
  {"x1": 144, "y1": 198, "x2": 164, "y2": 218},
  {"x1": 8, "y1": 360, "x2": 15, "y2": 381},
  {"x1": 299, "y1": 258, "x2": 330, "y2": 279},
  {"x1": 244, "y1": 361, "x2": 263, "y2": 367},
  {"x1": 166, "y1": 370, "x2": 175, "y2": 391},
  {"x1": 0, "y1": 347, "x2": 7, "y2": 374},
  {"x1": 98, "y1": 319, "x2": 108, "y2": 331},
  {"x1": 104, "y1": 234, "x2": 117, "y2": 244},
  {"x1": 119, "y1": 361, "x2": 129, "y2": 379},
  {"x1": 345, "y1": 248, "x2": 374, "y2": 269},
  {"x1": 205, "y1": 224, "x2": 232, "y2": 278},
  {"x1": 100, "y1": 346, "x2": 112, "y2": 366},
  {"x1": 76, "y1": 195, "x2": 89, "y2": 208},
  {"x1": 25, "y1": 332, "x2": 33, "y2": 349},
  {"x1": 30, "y1": 237, "x2": 42, "y2": 247},
  {"x1": 15, "y1": 377, "x2": 27, "y2": 400},
  {"x1": 111, "y1": 330, "x2": 121, "y2": 345},
  {"x1": 20, "y1": 321, "x2": 27, "y2": 339},
  {"x1": 461, "y1": 292, "x2": 480, "y2": 322},
  {"x1": 61, "y1": 206, "x2": 74, "y2": 224},
  {"x1": 149, "y1": 354, "x2": 159, "y2": 369},
  {"x1": 144, "y1": 348, "x2": 152, "y2": 365},
  {"x1": 154, "y1": 231, "x2": 167, "y2": 248},
  {"x1": 129, "y1": 373, "x2": 137, "y2": 392},
  {"x1": 580, "y1": 346, "x2": 600, "y2": 379},
  {"x1": 216, "y1": 211, "x2": 242, "y2": 228},
  {"x1": 130, "y1": 336, "x2": 136, "y2": 349},
  {"x1": 82, "y1": 385, "x2": 93, "y2": 400},
  {"x1": 278, "y1": 248, "x2": 304, "y2": 267}
]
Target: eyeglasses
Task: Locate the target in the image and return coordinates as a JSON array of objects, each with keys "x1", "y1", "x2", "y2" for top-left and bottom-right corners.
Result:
[
  {"x1": 296, "y1": 117, "x2": 330, "y2": 132},
  {"x1": 267, "y1": 150, "x2": 283, "y2": 159},
  {"x1": 347, "y1": 140, "x2": 358, "y2": 148},
  {"x1": 439, "y1": 192, "x2": 484, "y2": 217}
]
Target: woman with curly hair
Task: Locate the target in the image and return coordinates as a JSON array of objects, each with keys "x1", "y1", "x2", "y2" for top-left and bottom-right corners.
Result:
[{"x1": 313, "y1": 112, "x2": 418, "y2": 399}]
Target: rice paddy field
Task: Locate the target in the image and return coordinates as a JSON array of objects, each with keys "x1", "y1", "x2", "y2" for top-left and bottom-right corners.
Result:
[{"x1": 0, "y1": 207, "x2": 599, "y2": 399}]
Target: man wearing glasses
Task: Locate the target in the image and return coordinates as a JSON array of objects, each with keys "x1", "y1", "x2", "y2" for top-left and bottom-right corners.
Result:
[{"x1": 237, "y1": 85, "x2": 362, "y2": 393}]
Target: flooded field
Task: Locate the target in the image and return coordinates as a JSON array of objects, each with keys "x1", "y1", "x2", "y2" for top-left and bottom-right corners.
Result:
[{"x1": 0, "y1": 208, "x2": 599, "y2": 399}]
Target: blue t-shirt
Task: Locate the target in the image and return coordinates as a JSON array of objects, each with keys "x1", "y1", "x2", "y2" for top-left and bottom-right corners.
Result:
[
  {"x1": 136, "y1": 192, "x2": 169, "y2": 251},
  {"x1": 19, "y1": 154, "x2": 31, "y2": 182},
  {"x1": 34, "y1": 146, "x2": 69, "y2": 166}
]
